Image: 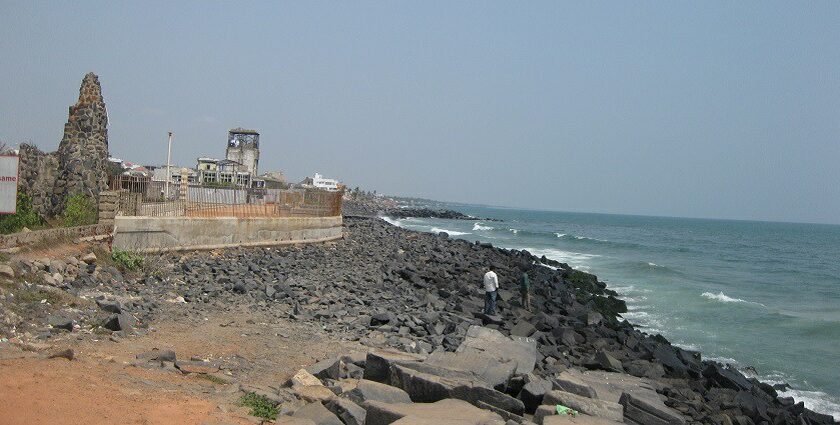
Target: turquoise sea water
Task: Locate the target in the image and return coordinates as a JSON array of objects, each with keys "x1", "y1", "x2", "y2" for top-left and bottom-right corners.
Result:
[{"x1": 382, "y1": 205, "x2": 840, "y2": 419}]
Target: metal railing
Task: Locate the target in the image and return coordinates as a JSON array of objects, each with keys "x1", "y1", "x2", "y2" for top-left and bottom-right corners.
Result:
[{"x1": 107, "y1": 175, "x2": 342, "y2": 218}]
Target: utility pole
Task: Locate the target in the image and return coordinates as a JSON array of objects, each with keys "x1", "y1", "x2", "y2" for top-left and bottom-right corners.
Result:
[{"x1": 165, "y1": 131, "x2": 173, "y2": 199}]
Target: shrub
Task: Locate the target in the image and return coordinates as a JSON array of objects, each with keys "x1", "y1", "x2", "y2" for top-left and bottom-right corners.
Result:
[
  {"x1": 238, "y1": 392, "x2": 278, "y2": 420},
  {"x1": 0, "y1": 192, "x2": 43, "y2": 234},
  {"x1": 62, "y1": 194, "x2": 97, "y2": 227},
  {"x1": 111, "y1": 250, "x2": 144, "y2": 271}
]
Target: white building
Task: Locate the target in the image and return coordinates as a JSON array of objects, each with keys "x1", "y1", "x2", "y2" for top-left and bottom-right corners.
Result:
[{"x1": 312, "y1": 173, "x2": 340, "y2": 192}]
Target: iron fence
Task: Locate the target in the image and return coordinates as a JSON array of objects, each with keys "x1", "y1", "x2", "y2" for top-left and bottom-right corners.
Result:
[{"x1": 107, "y1": 175, "x2": 342, "y2": 218}]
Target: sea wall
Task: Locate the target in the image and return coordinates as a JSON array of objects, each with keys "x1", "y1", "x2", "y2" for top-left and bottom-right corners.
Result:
[{"x1": 112, "y1": 215, "x2": 343, "y2": 252}]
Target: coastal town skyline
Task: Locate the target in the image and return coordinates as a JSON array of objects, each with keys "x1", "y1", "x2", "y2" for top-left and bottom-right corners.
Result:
[{"x1": 1, "y1": 2, "x2": 838, "y2": 224}]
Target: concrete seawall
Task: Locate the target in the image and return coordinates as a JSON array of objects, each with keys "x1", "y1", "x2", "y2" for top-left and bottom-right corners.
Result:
[{"x1": 112, "y1": 216, "x2": 343, "y2": 252}]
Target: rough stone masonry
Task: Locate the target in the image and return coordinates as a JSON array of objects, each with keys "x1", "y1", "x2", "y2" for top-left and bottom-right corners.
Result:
[{"x1": 18, "y1": 72, "x2": 110, "y2": 217}]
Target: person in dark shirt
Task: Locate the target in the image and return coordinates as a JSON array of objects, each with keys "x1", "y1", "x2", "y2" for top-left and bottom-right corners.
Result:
[{"x1": 520, "y1": 271, "x2": 531, "y2": 311}]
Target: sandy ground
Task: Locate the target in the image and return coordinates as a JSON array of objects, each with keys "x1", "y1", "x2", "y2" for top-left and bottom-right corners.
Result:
[{"x1": 0, "y1": 305, "x2": 365, "y2": 424}]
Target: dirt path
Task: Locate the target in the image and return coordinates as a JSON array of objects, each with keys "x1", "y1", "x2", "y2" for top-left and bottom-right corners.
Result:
[
  {"x1": 0, "y1": 356, "x2": 245, "y2": 425},
  {"x1": 0, "y1": 306, "x2": 364, "y2": 424}
]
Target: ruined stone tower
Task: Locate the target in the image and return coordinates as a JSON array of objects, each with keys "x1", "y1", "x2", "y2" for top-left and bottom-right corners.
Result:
[{"x1": 18, "y1": 73, "x2": 110, "y2": 216}]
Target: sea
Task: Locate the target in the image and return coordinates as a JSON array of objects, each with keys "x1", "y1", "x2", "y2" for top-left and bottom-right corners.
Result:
[{"x1": 381, "y1": 204, "x2": 840, "y2": 419}]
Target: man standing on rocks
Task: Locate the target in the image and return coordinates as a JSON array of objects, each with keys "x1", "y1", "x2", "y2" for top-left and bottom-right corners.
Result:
[
  {"x1": 520, "y1": 270, "x2": 531, "y2": 311},
  {"x1": 483, "y1": 268, "x2": 499, "y2": 315}
]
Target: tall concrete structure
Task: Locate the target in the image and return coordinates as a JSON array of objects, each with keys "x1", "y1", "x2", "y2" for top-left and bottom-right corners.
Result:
[
  {"x1": 225, "y1": 128, "x2": 259, "y2": 176},
  {"x1": 18, "y1": 72, "x2": 110, "y2": 217}
]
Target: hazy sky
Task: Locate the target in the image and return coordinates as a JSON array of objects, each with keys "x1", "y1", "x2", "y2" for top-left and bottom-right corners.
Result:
[{"x1": 1, "y1": 2, "x2": 838, "y2": 224}]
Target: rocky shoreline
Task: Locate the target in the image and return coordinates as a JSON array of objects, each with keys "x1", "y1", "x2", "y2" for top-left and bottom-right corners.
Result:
[{"x1": 0, "y1": 216, "x2": 835, "y2": 424}]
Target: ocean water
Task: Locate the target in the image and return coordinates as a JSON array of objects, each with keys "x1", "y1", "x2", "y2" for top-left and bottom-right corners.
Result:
[{"x1": 382, "y1": 205, "x2": 840, "y2": 419}]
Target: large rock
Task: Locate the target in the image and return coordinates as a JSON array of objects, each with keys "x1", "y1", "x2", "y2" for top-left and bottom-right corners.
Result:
[
  {"x1": 345, "y1": 379, "x2": 411, "y2": 405},
  {"x1": 365, "y1": 399, "x2": 505, "y2": 425},
  {"x1": 619, "y1": 392, "x2": 685, "y2": 425},
  {"x1": 542, "y1": 391, "x2": 624, "y2": 422},
  {"x1": 457, "y1": 326, "x2": 537, "y2": 375},
  {"x1": 275, "y1": 417, "x2": 316, "y2": 425},
  {"x1": 510, "y1": 321, "x2": 537, "y2": 337},
  {"x1": 389, "y1": 363, "x2": 525, "y2": 416},
  {"x1": 306, "y1": 357, "x2": 341, "y2": 380},
  {"x1": 592, "y1": 351, "x2": 624, "y2": 373},
  {"x1": 425, "y1": 350, "x2": 517, "y2": 391},
  {"x1": 324, "y1": 397, "x2": 366, "y2": 425},
  {"x1": 702, "y1": 363, "x2": 753, "y2": 392},
  {"x1": 290, "y1": 369, "x2": 323, "y2": 387},
  {"x1": 292, "y1": 402, "x2": 343, "y2": 425},
  {"x1": 364, "y1": 349, "x2": 427, "y2": 383},
  {"x1": 543, "y1": 415, "x2": 623, "y2": 425},
  {"x1": 519, "y1": 376, "x2": 554, "y2": 413},
  {"x1": 552, "y1": 371, "x2": 598, "y2": 399}
]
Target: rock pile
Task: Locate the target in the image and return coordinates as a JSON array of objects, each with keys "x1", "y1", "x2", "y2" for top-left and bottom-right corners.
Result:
[{"x1": 0, "y1": 216, "x2": 835, "y2": 424}]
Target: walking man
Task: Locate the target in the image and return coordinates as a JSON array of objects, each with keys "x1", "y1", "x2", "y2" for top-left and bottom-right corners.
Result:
[
  {"x1": 520, "y1": 270, "x2": 531, "y2": 311},
  {"x1": 483, "y1": 268, "x2": 499, "y2": 315}
]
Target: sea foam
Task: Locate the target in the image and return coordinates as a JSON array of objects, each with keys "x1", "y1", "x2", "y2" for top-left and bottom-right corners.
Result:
[
  {"x1": 701, "y1": 291, "x2": 765, "y2": 307},
  {"x1": 430, "y1": 227, "x2": 471, "y2": 236},
  {"x1": 472, "y1": 223, "x2": 494, "y2": 231},
  {"x1": 380, "y1": 216, "x2": 402, "y2": 227}
]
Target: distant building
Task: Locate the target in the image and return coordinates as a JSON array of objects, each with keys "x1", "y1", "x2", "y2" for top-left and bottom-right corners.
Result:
[
  {"x1": 226, "y1": 128, "x2": 259, "y2": 176},
  {"x1": 312, "y1": 173, "x2": 340, "y2": 192},
  {"x1": 152, "y1": 166, "x2": 196, "y2": 184},
  {"x1": 196, "y1": 158, "x2": 252, "y2": 187}
]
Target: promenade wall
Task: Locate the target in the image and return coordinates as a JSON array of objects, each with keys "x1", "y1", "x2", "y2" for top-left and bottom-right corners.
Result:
[{"x1": 112, "y1": 215, "x2": 343, "y2": 253}]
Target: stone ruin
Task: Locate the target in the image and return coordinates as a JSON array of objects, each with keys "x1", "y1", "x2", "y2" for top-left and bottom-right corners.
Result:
[{"x1": 18, "y1": 72, "x2": 110, "y2": 217}]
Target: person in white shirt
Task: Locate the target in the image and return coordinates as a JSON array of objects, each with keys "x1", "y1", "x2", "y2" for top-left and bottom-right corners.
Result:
[{"x1": 483, "y1": 269, "x2": 499, "y2": 315}]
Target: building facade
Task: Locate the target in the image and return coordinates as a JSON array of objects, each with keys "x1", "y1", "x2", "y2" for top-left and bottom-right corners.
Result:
[{"x1": 225, "y1": 128, "x2": 259, "y2": 176}]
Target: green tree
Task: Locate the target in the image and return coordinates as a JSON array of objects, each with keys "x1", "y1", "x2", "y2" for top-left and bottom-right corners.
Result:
[{"x1": 0, "y1": 191, "x2": 44, "y2": 234}]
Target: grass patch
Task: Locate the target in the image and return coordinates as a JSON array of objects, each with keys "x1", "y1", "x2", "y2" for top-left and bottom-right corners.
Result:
[
  {"x1": 238, "y1": 392, "x2": 278, "y2": 421},
  {"x1": 14, "y1": 288, "x2": 64, "y2": 304},
  {"x1": 111, "y1": 250, "x2": 144, "y2": 272},
  {"x1": 0, "y1": 192, "x2": 44, "y2": 235},
  {"x1": 61, "y1": 194, "x2": 97, "y2": 227}
]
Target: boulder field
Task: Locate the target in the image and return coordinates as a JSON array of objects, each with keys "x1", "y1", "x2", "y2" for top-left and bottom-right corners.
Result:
[{"x1": 1, "y1": 216, "x2": 835, "y2": 424}]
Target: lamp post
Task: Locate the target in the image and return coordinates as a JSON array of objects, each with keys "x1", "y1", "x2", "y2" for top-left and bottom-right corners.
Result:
[{"x1": 165, "y1": 131, "x2": 173, "y2": 199}]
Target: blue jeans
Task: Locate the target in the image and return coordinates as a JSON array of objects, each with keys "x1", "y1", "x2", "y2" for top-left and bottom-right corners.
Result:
[{"x1": 484, "y1": 290, "x2": 497, "y2": 315}]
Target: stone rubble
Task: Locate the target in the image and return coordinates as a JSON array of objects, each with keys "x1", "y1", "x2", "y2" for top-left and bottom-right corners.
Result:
[{"x1": 0, "y1": 216, "x2": 835, "y2": 424}]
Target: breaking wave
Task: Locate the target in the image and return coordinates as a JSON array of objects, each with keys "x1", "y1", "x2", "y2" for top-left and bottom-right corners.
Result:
[
  {"x1": 379, "y1": 216, "x2": 403, "y2": 227},
  {"x1": 472, "y1": 223, "x2": 494, "y2": 231},
  {"x1": 430, "y1": 227, "x2": 471, "y2": 236},
  {"x1": 701, "y1": 292, "x2": 765, "y2": 307}
]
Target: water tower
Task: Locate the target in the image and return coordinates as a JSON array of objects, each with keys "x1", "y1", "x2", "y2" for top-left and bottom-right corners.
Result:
[{"x1": 225, "y1": 128, "x2": 260, "y2": 175}]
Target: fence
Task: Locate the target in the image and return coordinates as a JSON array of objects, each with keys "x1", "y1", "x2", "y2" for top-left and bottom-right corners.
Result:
[{"x1": 107, "y1": 176, "x2": 342, "y2": 218}]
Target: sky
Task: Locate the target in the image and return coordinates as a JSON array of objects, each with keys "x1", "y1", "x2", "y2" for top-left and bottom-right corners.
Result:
[{"x1": 1, "y1": 1, "x2": 838, "y2": 224}]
